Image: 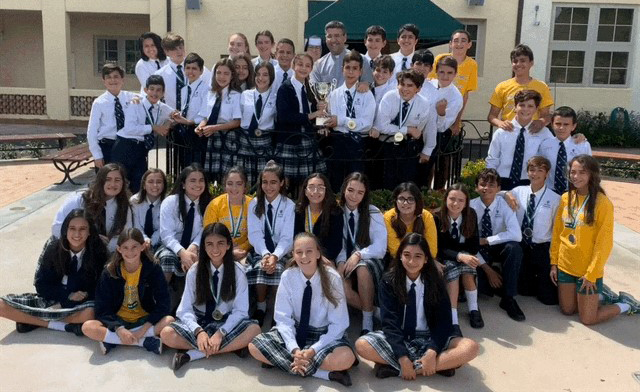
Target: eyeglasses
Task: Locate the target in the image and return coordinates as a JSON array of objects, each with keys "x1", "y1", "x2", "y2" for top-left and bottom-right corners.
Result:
[
  {"x1": 306, "y1": 185, "x2": 326, "y2": 194},
  {"x1": 397, "y1": 196, "x2": 416, "y2": 204}
]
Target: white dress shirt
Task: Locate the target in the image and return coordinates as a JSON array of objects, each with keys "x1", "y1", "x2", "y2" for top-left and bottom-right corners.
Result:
[
  {"x1": 272, "y1": 64, "x2": 294, "y2": 96},
  {"x1": 327, "y1": 83, "x2": 376, "y2": 134},
  {"x1": 176, "y1": 261, "x2": 250, "y2": 334},
  {"x1": 538, "y1": 136, "x2": 593, "y2": 191},
  {"x1": 252, "y1": 56, "x2": 278, "y2": 68},
  {"x1": 428, "y1": 80, "x2": 463, "y2": 133},
  {"x1": 87, "y1": 90, "x2": 138, "y2": 160},
  {"x1": 135, "y1": 58, "x2": 169, "y2": 93},
  {"x1": 130, "y1": 195, "x2": 163, "y2": 246},
  {"x1": 61, "y1": 248, "x2": 86, "y2": 286},
  {"x1": 510, "y1": 185, "x2": 561, "y2": 244},
  {"x1": 119, "y1": 97, "x2": 173, "y2": 141},
  {"x1": 449, "y1": 215, "x2": 467, "y2": 244},
  {"x1": 153, "y1": 61, "x2": 186, "y2": 110},
  {"x1": 159, "y1": 194, "x2": 204, "y2": 254},
  {"x1": 470, "y1": 196, "x2": 522, "y2": 248},
  {"x1": 417, "y1": 81, "x2": 437, "y2": 104},
  {"x1": 240, "y1": 87, "x2": 277, "y2": 130},
  {"x1": 486, "y1": 119, "x2": 554, "y2": 180},
  {"x1": 390, "y1": 51, "x2": 415, "y2": 79},
  {"x1": 372, "y1": 80, "x2": 395, "y2": 106},
  {"x1": 336, "y1": 205, "x2": 387, "y2": 263},
  {"x1": 247, "y1": 194, "x2": 295, "y2": 259},
  {"x1": 179, "y1": 75, "x2": 209, "y2": 121},
  {"x1": 405, "y1": 276, "x2": 428, "y2": 332},
  {"x1": 274, "y1": 267, "x2": 349, "y2": 353},
  {"x1": 194, "y1": 87, "x2": 242, "y2": 125}
]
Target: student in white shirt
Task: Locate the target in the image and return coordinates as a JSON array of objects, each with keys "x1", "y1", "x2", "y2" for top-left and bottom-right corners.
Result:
[
  {"x1": 470, "y1": 169, "x2": 525, "y2": 322},
  {"x1": 134, "y1": 32, "x2": 169, "y2": 93},
  {"x1": 234, "y1": 54, "x2": 255, "y2": 92},
  {"x1": 363, "y1": 25, "x2": 387, "y2": 73},
  {"x1": 154, "y1": 33, "x2": 187, "y2": 111},
  {"x1": 227, "y1": 32, "x2": 251, "y2": 60},
  {"x1": 390, "y1": 24, "x2": 420, "y2": 80},
  {"x1": 156, "y1": 164, "x2": 212, "y2": 283},
  {"x1": 272, "y1": 38, "x2": 295, "y2": 94},
  {"x1": 252, "y1": 30, "x2": 278, "y2": 68},
  {"x1": 249, "y1": 232, "x2": 356, "y2": 387},
  {"x1": 87, "y1": 64, "x2": 138, "y2": 168},
  {"x1": 160, "y1": 223, "x2": 261, "y2": 371},
  {"x1": 246, "y1": 161, "x2": 295, "y2": 326},
  {"x1": 130, "y1": 168, "x2": 167, "y2": 250},
  {"x1": 508, "y1": 156, "x2": 560, "y2": 305},
  {"x1": 486, "y1": 90, "x2": 554, "y2": 191},
  {"x1": 323, "y1": 51, "x2": 376, "y2": 191},
  {"x1": 113, "y1": 75, "x2": 175, "y2": 193}
]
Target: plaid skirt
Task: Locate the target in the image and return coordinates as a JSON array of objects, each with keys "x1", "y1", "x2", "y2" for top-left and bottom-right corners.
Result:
[
  {"x1": 1, "y1": 293, "x2": 94, "y2": 321},
  {"x1": 236, "y1": 129, "x2": 273, "y2": 186},
  {"x1": 170, "y1": 311, "x2": 257, "y2": 350},
  {"x1": 360, "y1": 330, "x2": 453, "y2": 372},
  {"x1": 251, "y1": 325, "x2": 352, "y2": 377},
  {"x1": 443, "y1": 259, "x2": 477, "y2": 283},
  {"x1": 245, "y1": 251, "x2": 287, "y2": 286},
  {"x1": 343, "y1": 258, "x2": 385, "y2": 306},
  {"x1": 154, "y1": 245, "x2": 185, "y2": 277},
  {"x1": 206, "y1": 129, "x2": 240, "y2": 179},
  {"x1": 276, "y1": 139, "x2": 326, "y2": 180}
]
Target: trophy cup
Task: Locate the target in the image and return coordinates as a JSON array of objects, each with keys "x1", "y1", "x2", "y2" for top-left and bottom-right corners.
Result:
[{"x1": 310, "y1": 79, "x2": 337, "y2": 126}]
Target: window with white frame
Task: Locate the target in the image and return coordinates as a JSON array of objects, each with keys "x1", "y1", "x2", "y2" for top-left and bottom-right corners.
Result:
[
  {"x1": 95, "y1": 37, "x2": 140, "y2": 75},
  {"x1": 548, "y1": 5, "x2": 635, "y2": 87},
  {"x1": 460, "y1": 20, "x2": 486, "y2": 76}
]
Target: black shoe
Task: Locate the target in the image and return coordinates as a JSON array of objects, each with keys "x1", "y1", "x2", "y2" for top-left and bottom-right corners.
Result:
[
  {"x1": 499, "y1": 297, "x2": 526, "y2": 321},
  {"x1": 329, "y1": 370, "x2": 352, "y2": 386},
  {"x1": 352, "y1": 356, "x2": 360, "y2": 367},
  {"x1": 253, "y1": 309, "x2": 266, "y2": 327},
  {"x1": 374, "y1": 363, "x2": 399, "y2": 379},
  {"x1": 233, "y1": 347, "x2": 249, "y2": 358},
  {"x1": 16, "y1": 322, "x2": 39, "y2": 333},
  {"x1": 172, "y1": 352, "x2": 191, "y2": 371},
  {"x1": 436, "y1": 368, "x2": 456, "y2": 377},
  {"x1": 359, "y1": 329, "x2": 370, "y2": 337},
  {"x1": 451, "y1": 324, "x2": 463, "y2": 338},
  {"x1": 261, "y1": 362, "x2": 274, "y2": 369},
  {"x1": 469, "y1": 310, "x2": 485, "y2": 329},
  {"x1": 64, "y1": 323, "x2": 84, "y2": 337}
]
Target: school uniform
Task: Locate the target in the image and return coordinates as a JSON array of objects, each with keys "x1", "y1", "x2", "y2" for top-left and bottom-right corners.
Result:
[
  {"x1": 434, "y1": 213, "x2": 480, "y2": 283},
  {"x1": 326, "y1": 83, "x2": 376, "y2": 190},
  {"x1": 87, "y1": 90, "x2": 138, "y2": 163},
  {"x1": 252, "y1": 56, "x2": 278, "y2": 68},
  {"x1": 168, "y1": 261, "x2": 257, "y2": 351},
  {"x1": 194, "y1": 87, "x2": 242, "y2": 179},
  {"x1": 114, "y1": 98, "x2": 173, "y2": 192},
  {"x1": 246, "y1": 194, "x2": 295, "y2": 286},
  {"x1": 153, "y1": 61, "x2": 186, "y2": 111},
  {"x1": 486, "y1": 119, "x2": 554, "y2": 190},
  {"x1": 238, "y1": 87, "x2": 277, "y2": 185},
  {"x1": 365, "y1": 80, "x2": 395, "y2": 190},
  {"x1": 271, "y1": 64, "x2": 294, "y2": 96},
  {"x1": 428, "y1": 54, "x2": 479, "y2": 98},
  {"x1": 310, "y1": 49, "x2": 374, "y2": 85},
  {"x1": 203, "y1": 194, "x2": 252, "y2": 252},
  {"x1": 470, "y1": 196, "x2": 523, "y2": 297},
  {"x1": 511, "y1": 185, "x2": 560, "y2": 304},
  {"x1": 390, "y1": 51, "x2": 415, "y2": 80},
  {"x1": 250, "y1": 266, "x2": 351, "y2": 377},
  {"x1": 51, "y1": 191, "x2": 133, "y2": 253},
  {"x1": 275, "y1": 78, "x2": 326, "y2": 180},
  {"x1": 362, "y1": 53, "x2": 379, "y2": 74},
  {"x1": 360, "y1": 275, "x2": 455, "y2": 373},
  {"x1": 156, "y1": 194, "x2": 204, "y2": 276},
  {"x1": 177, "y1": 74, "x2": 209, "y2": 169},
  {"x1": 135, "y1": 58, "x2": 169, "y2": 93},
  {"x1": 538, "y1": 137, "x2": 592, "y2": 194},
  {"x1": 293, "y1": 208, "x2": 344, "y2": 261},
  {"x1": 374, "y1": 89, "x2": 436, "y2": 189},
  {"x1": 130, "y1": 195, "x2": 163, "y2": 249}
]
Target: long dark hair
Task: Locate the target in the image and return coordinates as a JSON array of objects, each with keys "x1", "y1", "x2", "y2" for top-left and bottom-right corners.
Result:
[
  {"x1": 48, "y1": 209, "x2": 107, "y2": 281},
  {"x1": 390, "y1": 182, "x2": 425, "y2": 239},
  {"x1": 132, "y1": 168, "x2": 167, "y2": 205},
  {"x1": 292, "y1": 53, "x2": 318, "y2": 108},
  {"x1": 567, "y1": 154, "x2": 605, "y2": 226},
  {"x1": 212, "y1": 58, "x2": 242, "y2": 95},
  {"x1": 385, "y1": 233, "x2": 445, "y2": 316},
  {"x1": 139, "y1": 32, "x2": 167, "y2": 61},
  {"x1": 195, "y1": 223, "x2": 236, "y2": 305},
  {"x1": 170, "y1": 163, "x2": 211, "y2": 224},
  {"x1": 106, "y1": 228, "x2": 156, "y2": 278},
  {"x1": 338, "y1": 172, "x2": 372, "y2": 248},
  {"x1": 254, "y1": 160, "x2": 286, "y2": 218},
  {"x1": 83, "y1": 163, "x2": 130, "y2": 239},
  {"x1": 296, "y1": 173, "x2": 338, "y2": 238},
  {"x1": 435, "y1": 183, "x2": 477, "y2": 238}
]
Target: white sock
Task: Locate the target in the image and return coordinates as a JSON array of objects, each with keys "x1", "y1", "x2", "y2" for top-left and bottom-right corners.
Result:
[
  {"x1": 257, "y1": 301, "x2": 267, "y2": 312},
  {"x1": 104, "y1": 330, "x2": 123, "y2": 345},
  {"x1": 312, "y1": 369, "x2": 330, "y2": 380},
  {"x1": 616, "y1": 303, "x2": 631, "y2": 314},
  {"x1": 187, "y1": 349, "x2": 206, "y2": 361},
  {"x1": 144, "y1": 328, "x2": 156, "y2": 338},
  {"x1": 451, "y1": 308, "x2": 459, "y2": 325},
  {"x1": 465, "y1": 289, "x2": 479, "y2": 311},
  {"x1": 47, "y1": 321, "x2": 67, "y2": 332},
  {"x1": 362, "y1": 311, "x2": 374, "y2": 331}
]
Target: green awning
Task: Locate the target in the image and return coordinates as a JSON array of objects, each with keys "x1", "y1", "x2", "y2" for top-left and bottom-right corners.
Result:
[{"x1": 305, "y1": 0, "x2": 463, "y2": 45}]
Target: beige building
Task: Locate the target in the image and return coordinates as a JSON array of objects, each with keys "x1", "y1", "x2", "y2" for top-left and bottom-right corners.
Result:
[{"x1": 1, "y1": 0, "x2": 638, "y2": 125}]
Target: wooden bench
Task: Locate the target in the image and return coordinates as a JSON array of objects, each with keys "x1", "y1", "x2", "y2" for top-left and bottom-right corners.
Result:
[
  {"x1": 0, "y1": 133, "x2": 77, "y2": 152},
  {"x1": 40, "y1": 143, "x2": 94, "y2": 185}
]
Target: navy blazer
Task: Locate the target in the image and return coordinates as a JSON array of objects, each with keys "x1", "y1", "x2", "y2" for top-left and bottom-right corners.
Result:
[
  {"x1": 293, "y1": 208, "x2": 344, "y2": 261},
  {"x1": 378, "y1": 275, "x2": 453, "y2": 359},
  {"x1": 433, "y1": 212, "x2": 480, "y2": 262},
  {"x1": 275, "y1": 79, "x2": 317, "y2": 144},
  {"x1": 94, "y1": 257, "x2": 170, "y2": 331}
]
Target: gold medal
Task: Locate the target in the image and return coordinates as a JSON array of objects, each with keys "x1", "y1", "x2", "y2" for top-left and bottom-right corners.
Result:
[
  {"x1": 212, "y1": 310, "x2": 224, "y2": 321},
  {"x1": 347, "y1": 119, "x2": 357, "y2": 130},
  {"x1": 394, "y1": 132, "x2": 404, "y2": 143},
  {"x1": 568, "y1": 234, "x2": 576, "y2": 245},
  {"x1": 254, "y1": 129, "x2": 263, "y2": 137},
  {"x1": 523, "y1": 227, "x2": 533, "y2": 238}
]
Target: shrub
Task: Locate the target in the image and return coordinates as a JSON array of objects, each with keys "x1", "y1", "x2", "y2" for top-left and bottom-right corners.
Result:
[
  {"x1": 461, "y1": 159, "x2": 486, "y2": 198},
  {"x1": 576, "y1": 109, "x2": 640, "y2": 148}
]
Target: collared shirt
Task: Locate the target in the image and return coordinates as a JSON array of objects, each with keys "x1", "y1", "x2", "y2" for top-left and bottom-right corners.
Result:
[
  {"x1": 429, "y1": 80, "x2": 463, "y2": 133},
  {"x1": 130, "y1": 195, "x2": 163, "y2": 246},
  {"x1": 176, "y1": 261, "x2": 250, "y2": 335},
  {"x1": 240, "y1": 87, "x2": 277, "y2": 130},
  {"x1": 511, "y1": 185, "x2": 561, "y2": 244},
  {"x1": 405, "y1": 276, "x2": 427, "y2": 331},
  {"x1": 327, "y1": 83, "x2": 376, "y2": 134},
  {"x1": 159, "y1": 194, "x2": 204, "y2": 254},
  {"x1": 290, "y1": 77, "x2": 309, "y2": 116},
  {"x1": 372, "y1": 80, "x2": 395, "y2": 106},
  {"x1": 310, "y1": 48, "x2": 373, "y2": 85},
  {"x1": 336, "y1": 205, "x2": 387, "y2": 263},
  {"x1": 154, "y1": 61, "x2": 186, "y2": 110},
  {"x1": 390, "y1": 50, "x2": 415, "y2": 79},
  {"x1": 61, "y1": 248, "x2": 86, "y2": 286},
  {"x1": 135, "y1": 58, "x2": 169, "y2": 93},
  {"x1": 417, "y1": 81, "x2": 437, "y2": 104},
  {"x1": 194, "y1": 86, "x2": 242, "y2": 125},
  {"x1": 538, "y1": 136, "x2": 593, "y2": 191},
  {"x1": 470, "y1": 196, "x2": 522, "y2": 253},
  {"x1": 251, "y1": 56, "x2": 278, "y2": 68},
  {"x1": 247, "y1": 194, "x2": 295, "y2": 259},
  {"x1": 272, "y1": 64, "x2": 295, "y2": 95},
  {"x1": 449, "y1": 215, "x2": 466, "y2": 244},
  {"x1": 119, "y1": 97, "x2": 173, "y2": 141},
  {"x1": 274, "y1": 267, "x2": 349, "y2": 353},
  {"x1": 486, "y1": 119, "x2": 554, "y2": 179},
  {"x1": 87, "y1": 90, "x2": 138, "y2": 159},
  {"x1": 179, "y1": 75, "x2": 209, "y2": 121},
  {"x1": 428, "y1": 54, "x2": 479, "y2": 96}
]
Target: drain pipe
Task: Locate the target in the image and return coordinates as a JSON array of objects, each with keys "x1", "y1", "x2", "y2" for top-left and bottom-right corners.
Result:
[{"x1": 167, "y1": 0, "x2": 172, "y2": 32}]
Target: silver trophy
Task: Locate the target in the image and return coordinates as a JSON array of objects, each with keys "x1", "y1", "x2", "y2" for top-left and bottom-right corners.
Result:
[{"x1": 310, "y1": 79, "x2": 337, "y2": 126}]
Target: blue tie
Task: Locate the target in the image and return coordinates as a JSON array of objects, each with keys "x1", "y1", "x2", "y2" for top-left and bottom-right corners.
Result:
[
  {"x1": 144, "y1": 203, "x2": 154, "y2": 238},
  {"x1": 144, "y1": 106, "x2": 155, "y2": 150},
  {"x1": 114, "y1": 96, "x2": 125, "y2": 130},
  {"x1": 176, "y1": 65, "x2": 185, "y2": 110},
  {"x1": 554, "y1": 142, "x2": 568, "y2": 193},
  {"x1": 248, "y1": 94, "x2": 262, "y2": 132},
  {"x1": 180, "y1": 201, "x2": 195, "y2": 249},
  {"x1": 206, "y1": 96, "x2": 222, "y2": 125},
  {"x1": 66, "y1": 255, "x2": 80, "y2": 293},
  {"x1": 479, "y1": 207, "x2": 492, "y2": 261},
  {"x1": 521, "y1": 193, "x2": 536, "y2": 246},
  {"x1": 451, "y1": 221, "x2": 459, "y2": 241},
  {"x1": 282, "y1": 72, "x2": 288, "y2": 82},
  {"x1": 182, "y1": 85, "x2": 192, "y2": 117},
  {"x1": 301, "y1": 86, "x2": 310, "y2": 114},
  {"x1": 296, "y1": 280, "x2": 312, "y2": 349},
  {"x1": 205, "y1": 270, "x2": 219, "y2": 322},
  {"x1": 264, "y1": 203, "x2": 275, "y2": 253},
  {"x1": 403, "y1": 282, "x2": 417, "y2": 340},
  {"x1": 346, "y1": 212, "x2": 355, "y2": 257},
  {"x1": 345, "y1": 90, "x2": 355, "y2": 118},
  {"x1": 401, "y1": 57, "x2": 408, "y2": 71},
  {"x1": 509, "y1": 127, "x2": 526, "y2": 186}
]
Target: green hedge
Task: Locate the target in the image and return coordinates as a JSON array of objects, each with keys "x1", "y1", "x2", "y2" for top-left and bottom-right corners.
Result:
[{"x1": 576, "y1": 110, "x2": 640, "y2": 148}]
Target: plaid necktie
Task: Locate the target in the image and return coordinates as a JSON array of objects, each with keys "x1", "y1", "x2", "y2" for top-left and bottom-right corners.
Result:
[
  {"x1": 182, "y1": 85, "x2": 192, "y2": 117},
  {"x1": 479, "y1": 207, "x2": 492, "y2": 261},
  {"x1": 264, "y1": 203, "x2": 276, "y2": 253},
  {"x1": 554, "y1": 142, "x2": 568, "y2": 193},
  {"x1": 176, "y1": 65, "x2": 185, "y2": 110},
  {"x1": 509, "y1": 127, "x2": 526, "y2": 186},
  {"x1": 114, "y1": 96, "x2": 125, "y2": 130},
  {"x1": 144, "y1": 105, "x2": 155, "y2": 150},
  {"x1": 521, "y1": 193, "x2": 536, "y2": 246},
  {"x1": 345, "y1": 90, "x2": 355, "y2": 118}
]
